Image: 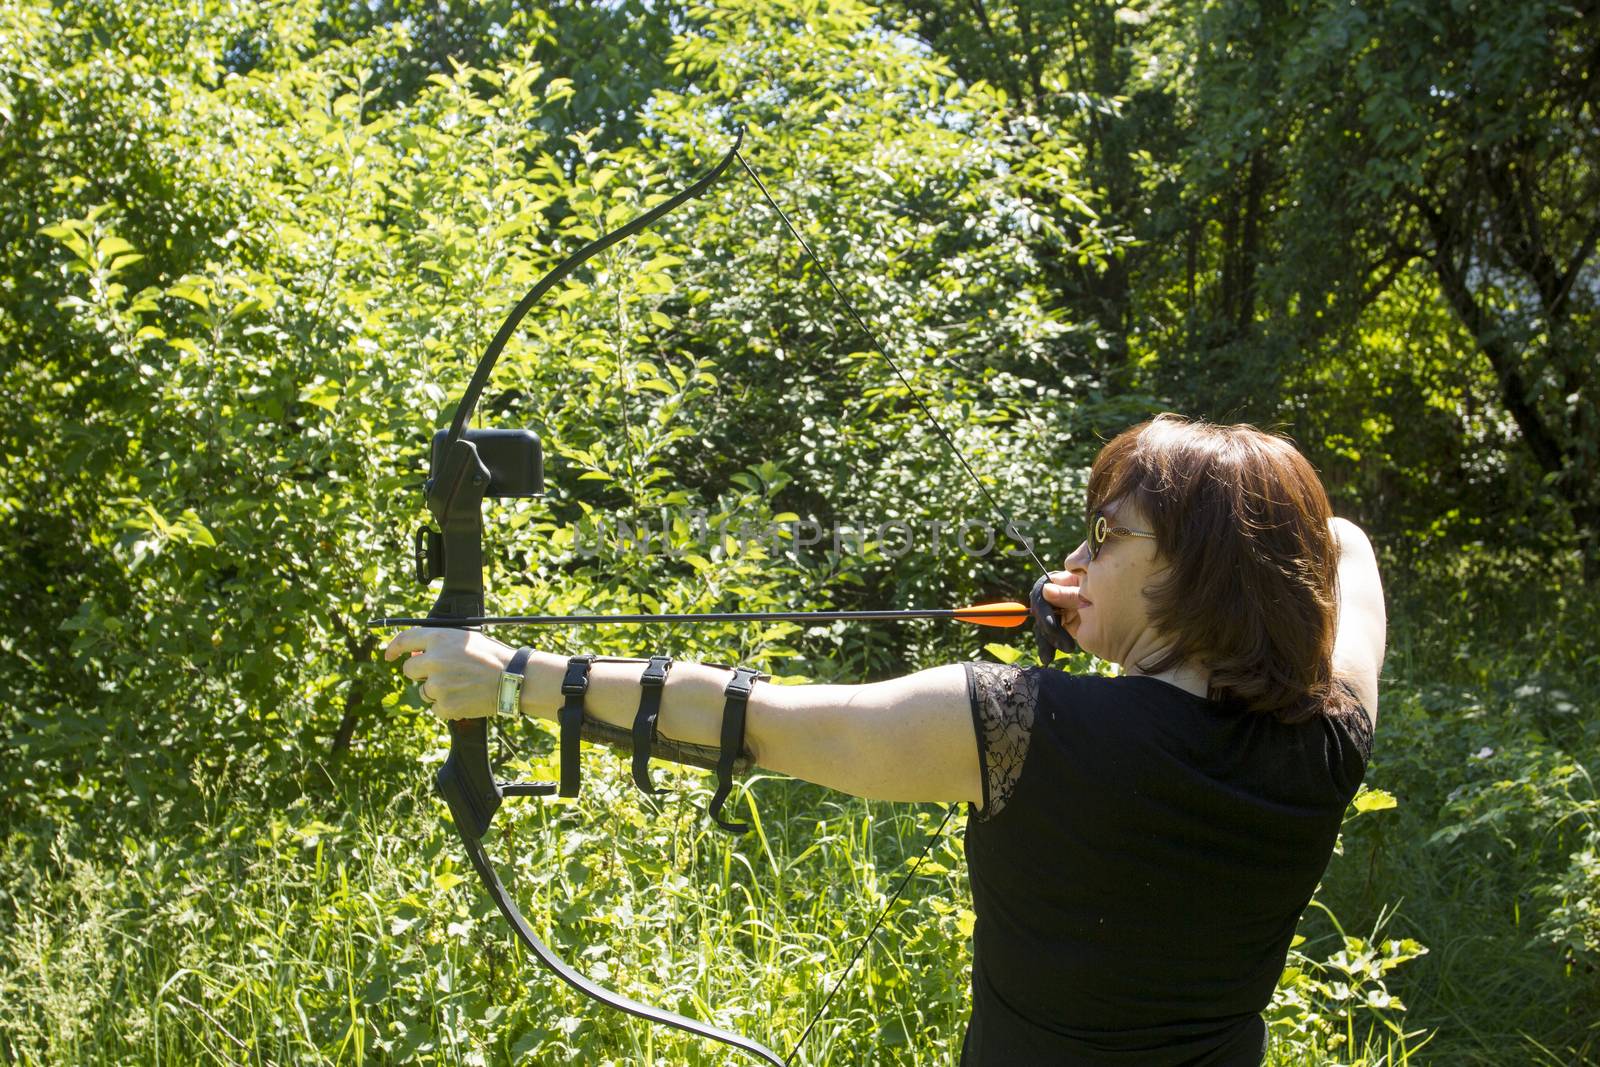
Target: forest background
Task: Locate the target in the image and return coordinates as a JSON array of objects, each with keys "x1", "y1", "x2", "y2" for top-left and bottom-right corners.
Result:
[{"x1": 2, "y1": 0, "x2": 1596, "y2": 1063}]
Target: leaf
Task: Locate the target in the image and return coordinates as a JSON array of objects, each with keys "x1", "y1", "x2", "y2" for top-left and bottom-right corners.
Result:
[
  {"x1": 301, "y1": 380, "x2": 341, "y2": 412},
  {"x1": 174, "y1": 511, "x2": 217, "y2": 548},
  {"x1": 167, "y1": 281, "x2": 210, "y2": 309},
  {"x1": 40, "y1": 222, "x2": 90, "y2": 260},
  {"x1": 97, "y1": 235, "x2": 136, "y2": 258},
  {"x1": 1352, "y1": 788, "x2": 1399, "y2": 814}
]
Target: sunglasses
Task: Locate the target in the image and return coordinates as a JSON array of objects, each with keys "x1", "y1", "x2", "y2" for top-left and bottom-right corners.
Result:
[{"x1": 1087, "y1": 509, "x2": 1157, "y2": 561}]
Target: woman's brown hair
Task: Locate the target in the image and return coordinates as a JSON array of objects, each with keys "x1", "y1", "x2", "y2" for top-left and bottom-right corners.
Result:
[{"x1": 1086, "y1": 414, "x2": 1359, "y2": 724}]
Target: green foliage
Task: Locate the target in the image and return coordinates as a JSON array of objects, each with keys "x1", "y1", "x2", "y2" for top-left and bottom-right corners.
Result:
[
  {"x1": 0, "y1": 0, "x2": 1594, "y2": 1063},
  {"x1": 891, "y1": 0, "x2": 1599, "y2": 577},
  {"x1": 1319, "y1": 548, "x2": 1600, "y2": 1063},
  {"x1": 1267, "y1": 899, "x2": 1431, "y2": 1064}
]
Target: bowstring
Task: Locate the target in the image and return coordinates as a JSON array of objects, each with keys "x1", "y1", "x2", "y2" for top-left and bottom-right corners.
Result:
[{"x1": 782, "y1": 803, "x2": 956, "y2": 1065}]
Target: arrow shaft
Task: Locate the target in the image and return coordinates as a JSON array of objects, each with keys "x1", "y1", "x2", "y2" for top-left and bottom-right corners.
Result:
[{"x1": 370, "y1": 606, "x2": 1024, "y2": 628}]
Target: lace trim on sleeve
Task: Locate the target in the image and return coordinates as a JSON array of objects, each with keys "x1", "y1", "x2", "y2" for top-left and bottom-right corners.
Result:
[
  {"x1": 965, "y1": 663, "x2": 1038, "y2": 821},
  {"x1": 1334, "y1": 679, "x2": 1375, "y2": 761},
  {"x1": 1338, "y1": 704, "x2": 1374, "y2": 762}
]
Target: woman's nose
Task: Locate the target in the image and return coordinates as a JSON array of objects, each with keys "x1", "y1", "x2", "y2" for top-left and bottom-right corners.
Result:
[{"x1": 1063, "y1": 540, "x2": 1091, "y2": 570}]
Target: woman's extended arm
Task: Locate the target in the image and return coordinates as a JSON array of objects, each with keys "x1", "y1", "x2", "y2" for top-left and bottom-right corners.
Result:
[
  {"x1": 511, "y1": 652, "x2": 985, "y2": 806},
  {"x1": 1329, "y1": 518, "x2": 1386, "y2": 726}
]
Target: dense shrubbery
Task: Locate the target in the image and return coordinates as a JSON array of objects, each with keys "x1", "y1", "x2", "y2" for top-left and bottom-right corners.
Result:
[{"x1": 1, "y1": 1, "x2": 1593, "y2": 1063}]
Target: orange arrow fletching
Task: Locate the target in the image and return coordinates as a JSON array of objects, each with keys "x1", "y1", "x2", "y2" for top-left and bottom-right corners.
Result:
[{"x1": 952, "y1": 601, "x2": 1030, "y2": 628}]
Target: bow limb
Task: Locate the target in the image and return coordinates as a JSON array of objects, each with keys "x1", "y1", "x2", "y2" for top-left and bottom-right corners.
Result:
[
  {"x1": 437, "y1": 722, "x2": 783, "y2": 1065},
  {"x1": 446, "y1": 127, "x2": 745, "y2": 443}
]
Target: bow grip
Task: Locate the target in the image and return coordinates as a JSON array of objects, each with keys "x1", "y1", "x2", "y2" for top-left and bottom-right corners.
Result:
[{"x1": 437, "y1": 718, "x2": 501, "y2": 839}]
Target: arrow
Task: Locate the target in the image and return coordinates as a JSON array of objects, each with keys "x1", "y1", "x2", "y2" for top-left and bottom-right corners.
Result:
[{"x1": 368, "y1": 601, "x2": 1030, "y2": 630}]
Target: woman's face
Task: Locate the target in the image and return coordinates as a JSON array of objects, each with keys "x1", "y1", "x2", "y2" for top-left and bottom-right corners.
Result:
[{"x1": 1063, "y1": 499, "x2": 1168, "y2": 665}]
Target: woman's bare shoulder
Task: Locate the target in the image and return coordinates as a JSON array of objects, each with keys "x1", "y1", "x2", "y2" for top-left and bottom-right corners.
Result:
[{"x1": 1330, "y1": 519, "x2": 1385, "y2": 728}]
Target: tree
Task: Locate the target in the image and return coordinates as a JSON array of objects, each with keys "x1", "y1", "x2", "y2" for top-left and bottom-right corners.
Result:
[
  {"x1": 1232, "y1": 0, "x2": 1600, "y2": 577},
  {"x1": 890, "y1": 0, "x2": 1600, "y2": 578}
]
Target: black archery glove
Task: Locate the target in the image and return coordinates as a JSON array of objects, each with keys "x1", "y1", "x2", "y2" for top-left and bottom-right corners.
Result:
[{"x1": 1030, "y1": 572, "x2": 1078, "y2": 663}]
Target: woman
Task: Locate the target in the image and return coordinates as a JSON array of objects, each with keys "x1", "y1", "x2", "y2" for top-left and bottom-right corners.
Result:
[{"x1": 385, "y1": 414, "x2": 1386, "y2": 1065}]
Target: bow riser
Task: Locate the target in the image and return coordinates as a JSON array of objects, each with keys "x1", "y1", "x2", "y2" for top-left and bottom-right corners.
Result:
[{"x1": 423, "y1": 430, "x2": 545, "y2": 846}]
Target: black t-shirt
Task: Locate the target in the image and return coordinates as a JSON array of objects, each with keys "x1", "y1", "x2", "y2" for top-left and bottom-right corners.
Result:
[{"x1": 960, "y1": 666, "x2": 1373, "y2": 1066}]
